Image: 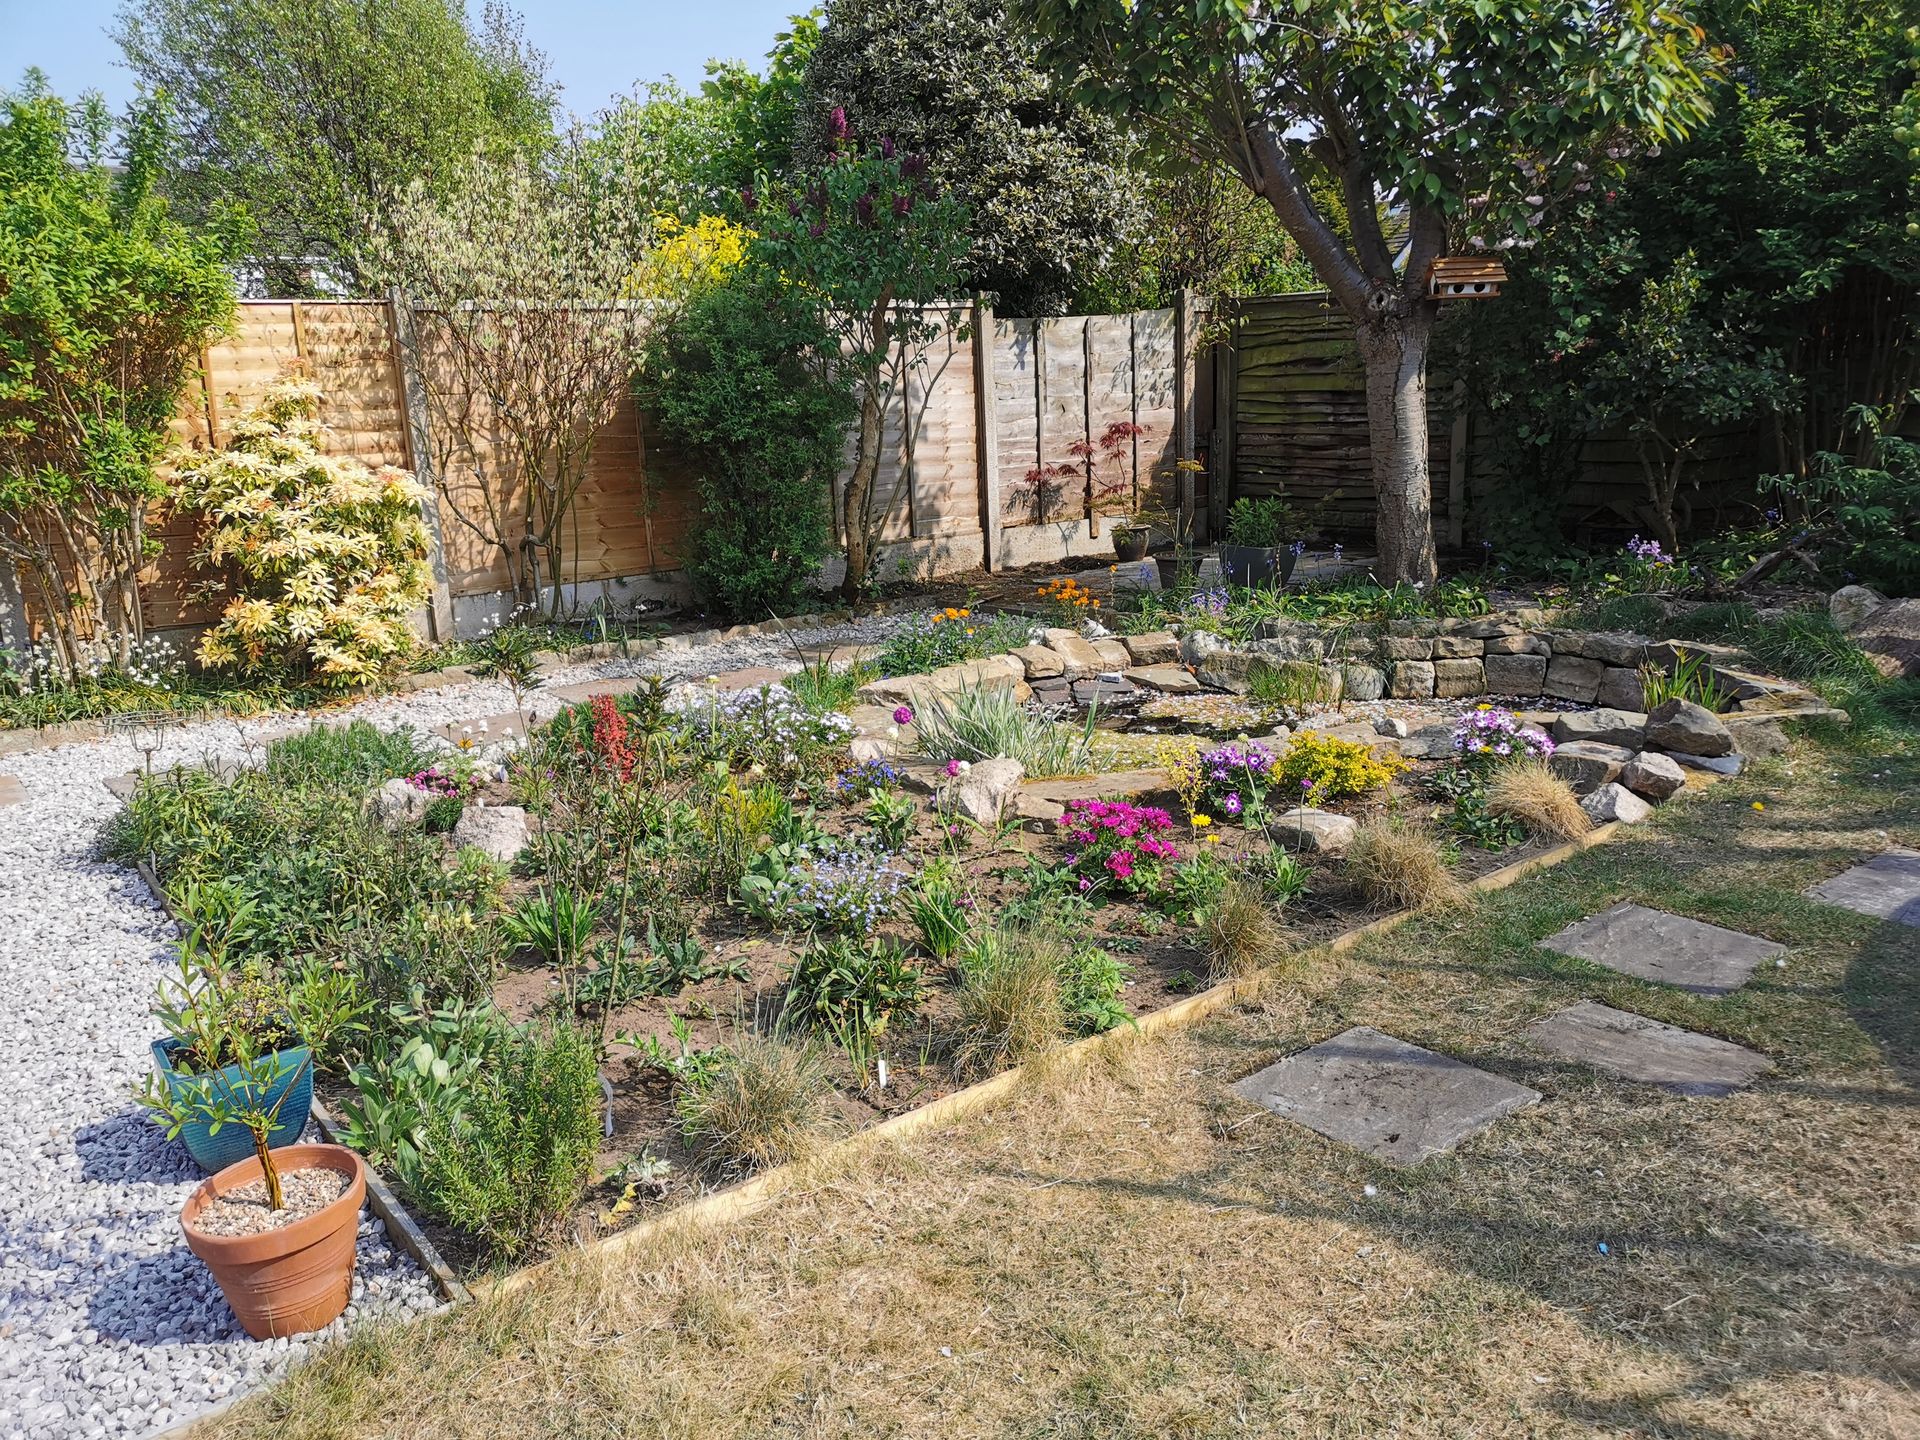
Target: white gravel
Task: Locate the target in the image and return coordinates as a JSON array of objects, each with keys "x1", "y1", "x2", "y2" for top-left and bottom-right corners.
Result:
[{"x1": 0, "y1": 615, "x2": 907, "y2": 1440}]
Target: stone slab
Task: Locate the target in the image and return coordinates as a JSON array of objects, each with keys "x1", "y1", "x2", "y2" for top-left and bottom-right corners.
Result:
[
  {"x1": 1527, "y1": 1000, "x2": 1772, "y2": 1097},
  {"x1": 0, "y1": 774, "x2": 23, "y2": 806},
  {"x1": 1124, "y1": 664, "x2": 1200, "y2": 694},
  {"x1": 1541, "y1": 902, "x2": 1785, "y2": 995},
  {"x1": 1018, "y1": 769, "x2": 1170, "y2": 807},
  {"x1": 1232, "y1": 1025, "x2": 1542, "y2": 1166},
  {"x1": 547, "y1": 676, "x2": 645, "y2": 704},
  {"x1": 1805, "y1": 848, "x2": 1920, "y2": 928}
]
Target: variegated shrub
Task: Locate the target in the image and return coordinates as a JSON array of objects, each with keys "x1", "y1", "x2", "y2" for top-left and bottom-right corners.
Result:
[{"x1": 172, "y1": 375, "x2": 433, "y2": 687}]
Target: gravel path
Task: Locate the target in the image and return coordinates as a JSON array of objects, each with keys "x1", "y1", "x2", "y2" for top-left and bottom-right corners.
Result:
[{"x1": 0, "y1": 615, "x2": 907, "y2": 1440}]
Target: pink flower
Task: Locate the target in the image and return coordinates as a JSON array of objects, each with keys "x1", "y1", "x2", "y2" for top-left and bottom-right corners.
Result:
[
  {"x1": 945, "y1": 758, "x2": 961, "y2": 777},
  {"x1": 893, "y1": 705, "x2": 915, "y2": 725},
  {"x1": 1106, "y1": 851, "x2": 1135, "y2": 879}
]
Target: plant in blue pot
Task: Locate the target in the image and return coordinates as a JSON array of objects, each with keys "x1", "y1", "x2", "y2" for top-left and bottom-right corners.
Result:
[
  {"x1": 143, "y1": 883, "x2": 368, "y2": 1173},
  {"x1": 1219, "y1": 496, "x2": 1308, "y2": 590}
]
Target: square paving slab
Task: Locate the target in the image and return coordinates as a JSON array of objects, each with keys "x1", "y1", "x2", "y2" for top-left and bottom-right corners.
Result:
[
  {"x1": 1542, "y1": 902, "x2": 1783, "y2": 996},
  {"x1": 1527, "y1": 1001, "x2": 1771, "y2": 1097},
  {"x1": 1232, "y1": 1025, "x2": 1542, "y2": 1165},
  {"x1": 0, "y1": 774, "x2": 22, "y2": 806},
  {"x1": 1805, "y1": 848, "x2": 1920, "y2": 929}
]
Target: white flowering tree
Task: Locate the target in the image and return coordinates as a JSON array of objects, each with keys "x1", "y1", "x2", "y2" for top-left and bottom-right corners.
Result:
[
  {"x1": 172, "y1": 376, "x2": 433, "y2": 687},
  {"x1": 361, "y1": 139, "x2": 670, "y2": 617},
  {"x1": 1018, "y1": 0, "x2": 1725, "y2": 583}
]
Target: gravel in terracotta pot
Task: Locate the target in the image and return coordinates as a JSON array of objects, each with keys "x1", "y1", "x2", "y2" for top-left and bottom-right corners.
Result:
[{"x1": 181, "y1": 1143, "x2": 366, "y2": 1339}]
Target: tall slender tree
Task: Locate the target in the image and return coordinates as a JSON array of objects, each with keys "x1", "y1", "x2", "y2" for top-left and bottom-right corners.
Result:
[{"x1": 1017, "y1": 0, "x2": 1723, "y2": 581}]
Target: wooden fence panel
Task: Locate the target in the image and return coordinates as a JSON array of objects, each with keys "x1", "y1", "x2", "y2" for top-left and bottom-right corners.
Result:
[
  {"x1": 906, "y1": 320, "x2": 980, "y2": 539},
  {"x1": 992, "y1": 319, "x2": 1041, "y2": 526}
]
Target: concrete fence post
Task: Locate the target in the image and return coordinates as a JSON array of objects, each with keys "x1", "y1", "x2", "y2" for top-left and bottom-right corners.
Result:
[{"x1": 972, "y1": 296, "x2": 1003, "y2": 572}]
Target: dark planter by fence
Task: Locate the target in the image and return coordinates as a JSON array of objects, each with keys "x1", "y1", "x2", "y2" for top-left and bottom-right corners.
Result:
[
  {"x1": 1111, "y1": 527, "x2": 1149, "y2": 562},
  {"x1": 152, "y1": 1038, "x2": 313, "y2": 1173},
  {"x1": 1219, "y1": 543, "x2": 1299, "y2": 590}
]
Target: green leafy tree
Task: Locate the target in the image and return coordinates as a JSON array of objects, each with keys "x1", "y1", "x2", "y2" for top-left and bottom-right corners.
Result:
[
  {"x1": 1445, "y1": 0, "x2": 1920, "y2": 560},
  {"x1": 0, "y1": 78, "x2": 235, "y2": 675},
  {"x1": 114, "y1": 0, "x2": 556, "y2": 293},
  {"x1": 1018, "y1": 0, "x2": 1722, "y2": 582},
  {"x1": 1588, "y1": 254, "x2": 1791, "y2": 552},
  {"x1": 1080, "y1": 162, "x2": 1317, "y2": 312},
  {"x1": 586, "y1": 15, "x2": 821, "y2": 227},
  {"x1": 796, "y1": 0, "x2": 1130, "y2": 316},
  {"x1": 644, "y1": 257, "x2": 855, "y2": 620},
  {"x1": 753, "y1": 133, "x2": 971, "y2": 598}
]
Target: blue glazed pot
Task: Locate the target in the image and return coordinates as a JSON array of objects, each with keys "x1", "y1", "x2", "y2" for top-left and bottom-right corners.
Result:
[{"x1": 151, "y1": 1038, "x2": 314, "y2": 1174}]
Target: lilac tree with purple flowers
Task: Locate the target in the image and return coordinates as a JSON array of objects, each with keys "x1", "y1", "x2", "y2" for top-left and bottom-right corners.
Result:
[{"x1": 752, "y1": 118, "x2": 970, "y2": 598}]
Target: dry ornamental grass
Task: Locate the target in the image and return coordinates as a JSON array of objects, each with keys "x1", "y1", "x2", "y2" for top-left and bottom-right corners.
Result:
[
  {"x1": 1343, "y1": 814, "x2": 1464, "y2": 911},
  {"x1": 1487, "y1": 757, "x2": 1594, "y2": 841}
]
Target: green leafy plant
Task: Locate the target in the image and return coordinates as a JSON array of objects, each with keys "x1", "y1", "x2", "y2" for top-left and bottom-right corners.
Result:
[
  {"x1": 912, "y1": 682, "x2": 1095, "y2": 778},
  {"x1": 864, "y1": 788, "x2": 917, "y2": 852},
  {"x1": 643, "y1": 253, "x2": 854, "y2": 619},
  {"x1": 876, "y1": 608, "x2": 1032, "y2": 678},
  {"x1": 783, "y1": 935, "x2": 924, "y2": 1065},
  {"x1": 904, "y1": 861, "x2": 970, "y2": 962},
  {"x1": 752, "y1": 127, "x2": 972, "y2": 598},
  {"x1": 411, "y1": 1019, "x2": 603, "y2": 1259},
  {"x1": 502, "y1": 887, "x2": 599, "y2": 970},
  {"x1": 1223, "y1": 496, "x2": 1303, "y2": 549},
  {"x1": 1640, "y1": 651, "x2": 1732, "y2": 713},
  {"x1": 0, "y1": 80, "x2": 235, "y2": 678},
  {"x1": 171, "y1": 376, "x2": 434, "y2": 688}
]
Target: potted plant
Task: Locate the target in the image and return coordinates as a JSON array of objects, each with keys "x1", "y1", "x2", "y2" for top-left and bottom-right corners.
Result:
[
  {"x1": 141, "y1": 890, "x2": 371, "y2": 1337},
  {"x1": 1219, "y1": 496, "x2": 1307, "y2": 590}
]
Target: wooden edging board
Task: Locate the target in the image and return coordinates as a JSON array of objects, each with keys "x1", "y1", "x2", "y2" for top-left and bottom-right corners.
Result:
[{"x1": 480, "y1": 817, "x2": 1625, "y2": 1299}]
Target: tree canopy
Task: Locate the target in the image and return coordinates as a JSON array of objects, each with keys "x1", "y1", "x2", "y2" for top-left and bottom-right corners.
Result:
[
  {"x1": 114, "y1": 0, "x2": 556, "y2": 294},
  {"x1": 796, "y1": 0, "x2": 1131, "y2": 316},
  {"x1": 1018, "y1": 0, "x2": 1726, "y2": 581}
]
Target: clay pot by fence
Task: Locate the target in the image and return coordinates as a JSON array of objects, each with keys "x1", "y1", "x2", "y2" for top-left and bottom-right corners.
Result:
[{"x1": 180, "y1": 1143, "x2": 366, "y2": 1339}]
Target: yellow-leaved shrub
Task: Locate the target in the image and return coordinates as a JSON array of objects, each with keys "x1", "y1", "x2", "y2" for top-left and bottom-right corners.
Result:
[{"x1": 172, "y1": 375, "x2": 432, "y2": 688}]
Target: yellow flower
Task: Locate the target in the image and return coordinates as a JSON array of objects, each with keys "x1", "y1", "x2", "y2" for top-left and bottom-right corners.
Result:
[
  {"x1": 966, "y1": 627, "x2": 975, "y2": 636},
  {"x1": 1191, "y1": 814, "x2": 1212, "y2": 828},
  {"x1": 1205, "y1": 834, "x2": 1221, "y2": 845},
  {"x1": 1751, "y1": 801, "x2": 1766, "y2": 811}
]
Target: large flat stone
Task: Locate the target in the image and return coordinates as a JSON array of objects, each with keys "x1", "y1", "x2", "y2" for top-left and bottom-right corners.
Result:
[
  {"x1": 547, "y1": 676, "x2": 645, "y2": 704},
  {"x1": 0, "y1": 774, "x2": 23, "y2": 806},
  {"x1": 1526, "y1": 1001, "x2": 1772, "y2": 1097},
  {"x1": 1019, "y1": 769, "x2": 1170, "y2": 807},
  {"x1": 1542, "y1": 902, "x2": 1785, "y2": 995},
  {"x1": 1124, "y1": 664, "x2": 1200, "y2": 694},
  {"x1": 1232, "y1": 1026, "x2": 1542, "y2": 1166},
  {"x1": 1805, "y1": 848, "x2": 1920, "y2": 927}
]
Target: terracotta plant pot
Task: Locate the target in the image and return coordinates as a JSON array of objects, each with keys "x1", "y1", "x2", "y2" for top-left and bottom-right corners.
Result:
[{"x1": 180, "y1": 1143, "x2": 366, "y2": 1339}]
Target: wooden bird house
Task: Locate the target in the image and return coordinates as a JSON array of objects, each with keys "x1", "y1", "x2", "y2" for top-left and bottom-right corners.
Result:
[{"x1": 1428, "y1": 256, "x2": 1507, "y2": 300}]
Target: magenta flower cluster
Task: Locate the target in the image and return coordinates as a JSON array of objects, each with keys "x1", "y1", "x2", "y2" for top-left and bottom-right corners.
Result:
[
  {"x1": 1452, "y1": 707, "x2": 1555, "y2": 761},
  {"x1": 1063, "y1": 799, "x2": 1181, "y2": 898},
  {"x1": 404, "y1": 767, "x2": 467, "y2": 798}
]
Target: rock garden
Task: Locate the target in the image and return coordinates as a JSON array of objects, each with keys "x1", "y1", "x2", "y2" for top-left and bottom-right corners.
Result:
[{"x1": 67, "y1": 568, "x2": 1844, "y2": 1319}]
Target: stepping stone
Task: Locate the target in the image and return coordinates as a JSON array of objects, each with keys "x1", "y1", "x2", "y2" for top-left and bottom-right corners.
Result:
[
  {"x1": 1805, "y1": 848, "x2": 1920, "y2": 928},
  {"x1": 1232, "y1": 1025, "x2": 1542, "y2": 1166},
  {"x1": 103, "y1": 772, "x2": 141, "y2": 800},
  {"x1": 700, "y1": 665, "x2": 792, "y2": 690},
  {"x1": 1542, "y1": 903, "x2": 1784, "y2": 996},
  {"x1": 0, "y1": 774, "x2": 22, "y2": 806},
  {"x1": 547, "y1": 676, "x2": 644, "y2": 704},
  {"x1": 1527, "y1": 1001, "x2": 1771, "y2": 1097}
]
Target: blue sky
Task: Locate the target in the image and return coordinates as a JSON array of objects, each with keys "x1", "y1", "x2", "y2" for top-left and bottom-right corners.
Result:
[{"x1": 1, "y1": 0, "x2": 807, "y2": 116}]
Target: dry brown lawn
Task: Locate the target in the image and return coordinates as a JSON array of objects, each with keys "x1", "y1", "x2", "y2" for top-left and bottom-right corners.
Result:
[{"x1": 206, "y1": 739, "x2": 1920, "y2": 1440}]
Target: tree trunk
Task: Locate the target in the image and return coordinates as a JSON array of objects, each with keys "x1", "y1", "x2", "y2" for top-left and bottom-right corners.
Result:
[
  {"x1": 1354, "y1": 313, "x2": 1439, "y2": 585},
  {"x1": 840, "y1": 379, "x2": 886, "y2": 601}
]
